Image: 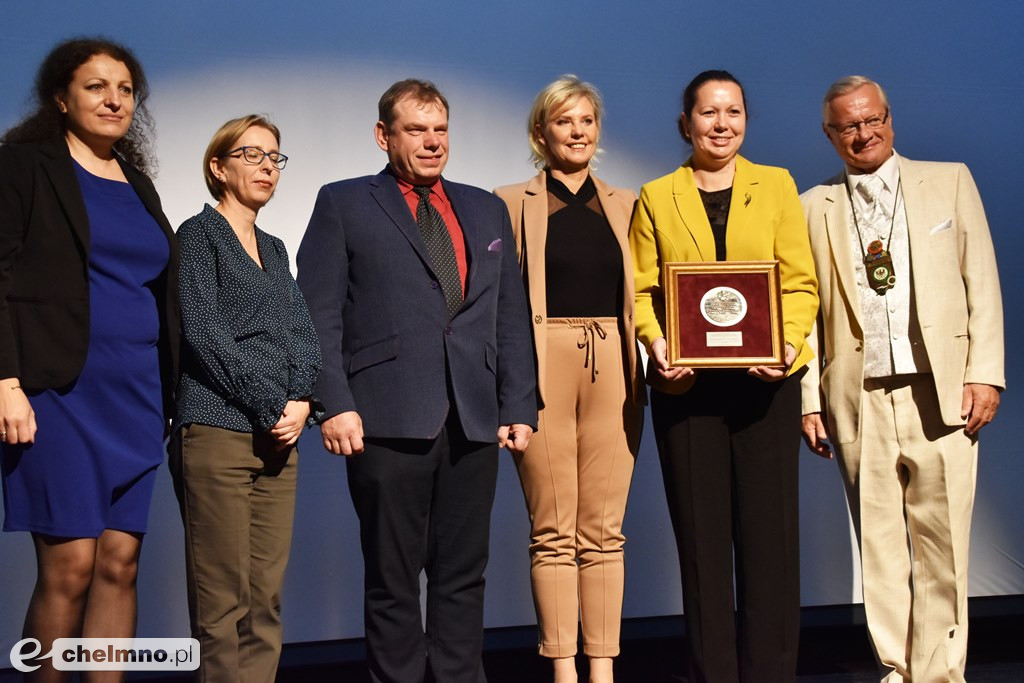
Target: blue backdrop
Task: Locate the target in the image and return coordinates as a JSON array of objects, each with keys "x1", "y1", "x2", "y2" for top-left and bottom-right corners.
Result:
[{"x1": 1, "y1": 0, "x2": 1021, "y2": 653}]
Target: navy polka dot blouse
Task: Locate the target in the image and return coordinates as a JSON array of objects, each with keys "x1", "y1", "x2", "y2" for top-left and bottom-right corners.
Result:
[{"x1": 174, "y1": 204, "x2": 322, "y2": 433}]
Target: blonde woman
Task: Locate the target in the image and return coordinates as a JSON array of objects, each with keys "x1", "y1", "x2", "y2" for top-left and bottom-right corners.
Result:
[{"x1": 495, "y1": 76, "x2": 643, "y2": 683}]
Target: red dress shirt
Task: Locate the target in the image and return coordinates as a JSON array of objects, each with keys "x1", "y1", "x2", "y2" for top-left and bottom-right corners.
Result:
[{"x1": 396, "y1": 176, "x2": 468, "y2": 295}]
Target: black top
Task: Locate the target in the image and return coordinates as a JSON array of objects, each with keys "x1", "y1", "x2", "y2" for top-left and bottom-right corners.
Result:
[
  {"x1": 698, "y1": 186, "x2": 732, "y2": 261},
  {"x1": 544, "y1": 172, "x2": 623, "y2": 317},
  {"x1": 175, "y1": 204, "x2": 321, "y2": 433}
]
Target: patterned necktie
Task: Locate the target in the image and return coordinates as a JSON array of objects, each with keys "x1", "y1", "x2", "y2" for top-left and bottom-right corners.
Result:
[
  {"x1": 857, "y1": 174, "x2": 886, "y2": 227},
  {"x1": 413, "y1": 185, "x2": 463, "y2": 318}
]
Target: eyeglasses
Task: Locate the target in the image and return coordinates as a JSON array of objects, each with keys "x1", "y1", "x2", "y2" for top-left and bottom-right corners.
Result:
[
  {"x1": 224, "y1": 146, "x2": 288, "y2": 170},
  {"x1": 827, "y1": 110, "x2": 890, "y2": 139}
]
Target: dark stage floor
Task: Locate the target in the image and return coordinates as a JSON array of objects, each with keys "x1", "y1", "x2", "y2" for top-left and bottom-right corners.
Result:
[
  {"x1": 271, "y1": 607, "x2": 1023, "y2": 682},
  {"x1": 3, "y1": 599, "x2": 1021, "y2": 682}
]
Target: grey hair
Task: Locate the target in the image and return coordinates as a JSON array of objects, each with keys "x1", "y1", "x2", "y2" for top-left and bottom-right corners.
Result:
[{"x1": 822, "y1": 75, "x2": 890, "y2": 125}]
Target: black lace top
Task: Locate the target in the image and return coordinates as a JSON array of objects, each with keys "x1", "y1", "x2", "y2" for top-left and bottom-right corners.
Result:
[{"x1": 698, "y1": 186, "x2": 732, "y2": 261}]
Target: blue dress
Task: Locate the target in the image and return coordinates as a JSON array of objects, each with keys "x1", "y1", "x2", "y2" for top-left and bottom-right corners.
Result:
[{"x1": 1, "y1": 162, "x2": 169, "y2": 537}]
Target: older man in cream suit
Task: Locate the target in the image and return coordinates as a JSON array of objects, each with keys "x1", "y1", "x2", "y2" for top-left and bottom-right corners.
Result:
[{"x1": 800, "y1": 76, "x2": 1004, "y2": 683}]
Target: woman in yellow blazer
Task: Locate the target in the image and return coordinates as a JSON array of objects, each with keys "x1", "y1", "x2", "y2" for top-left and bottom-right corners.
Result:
[
  {"x1": 495, "y1": 75, "x2": 644, "y2": 683},
  {"x1": 629, "y1": 70, "x2": 817, "y2": 683}
]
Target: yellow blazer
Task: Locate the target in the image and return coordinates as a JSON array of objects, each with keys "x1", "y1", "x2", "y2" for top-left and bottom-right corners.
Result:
[
  {"x1": 800, "y1": 156, "x2": 1004, "y2": 443},
  {"x1": 630, "y1": 155, "x2": 819, "y2": 374},
  {"x1": 494, "y1": 171, "x2": 644, "y2": 407}
]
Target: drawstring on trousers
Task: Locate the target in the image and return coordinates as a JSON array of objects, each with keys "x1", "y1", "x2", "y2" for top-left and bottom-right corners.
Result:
[{"x1": 568, "y1": 319, "x2": 607, "y2": 384}]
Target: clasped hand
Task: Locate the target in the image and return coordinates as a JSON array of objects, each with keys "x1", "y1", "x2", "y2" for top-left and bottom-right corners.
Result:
[
  {"x1": 268, "y1": 399, "x2": 311, "y2": 450},
  {"x1": 498, "y1": 423, "x2": 532, "y2": 455}
]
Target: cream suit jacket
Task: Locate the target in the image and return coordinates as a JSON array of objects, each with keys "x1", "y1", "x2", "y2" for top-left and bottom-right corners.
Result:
[
  {"x1": 630, "y1": 156, "x2": 819, "y2": 375},
  {"x1": 800, "y1": 156, "x2": 1005, "y2": 444},
  {"x1": 494, "y1": 171, "x2": 644, "y2": 407}
]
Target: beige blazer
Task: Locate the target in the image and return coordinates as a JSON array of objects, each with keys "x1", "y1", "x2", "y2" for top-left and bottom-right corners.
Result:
[
  {"x1": 800, "y1": 156, "x2": 1004, "y2": 444},
  {"x1": 495, "y1": 171, "x2": 644, "y2": 407}
]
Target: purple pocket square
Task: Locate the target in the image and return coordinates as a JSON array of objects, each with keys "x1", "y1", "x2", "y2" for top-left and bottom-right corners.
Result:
[{"x1": 487, "y1": 239, "x2": 502, "y2": 252}]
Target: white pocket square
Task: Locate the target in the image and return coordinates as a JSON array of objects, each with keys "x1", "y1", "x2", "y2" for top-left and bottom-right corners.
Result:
[{"x1": 929, "y1": 219, "x2": 953, "y2": 235}]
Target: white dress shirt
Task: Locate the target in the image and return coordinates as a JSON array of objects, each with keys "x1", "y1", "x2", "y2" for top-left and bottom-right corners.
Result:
[{"x1": 845, "y1": 152, "x2": 931, "y2": 378}]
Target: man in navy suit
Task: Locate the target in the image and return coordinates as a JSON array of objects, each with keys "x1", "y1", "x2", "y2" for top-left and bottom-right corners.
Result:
[{"x1": 297, "y1": 79, "x2": 537, "y2": 683}]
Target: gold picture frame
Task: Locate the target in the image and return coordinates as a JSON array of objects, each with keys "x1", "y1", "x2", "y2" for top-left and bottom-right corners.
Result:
[{"x1": 663, "y1": 260, "x2": 785, "y2": 368}]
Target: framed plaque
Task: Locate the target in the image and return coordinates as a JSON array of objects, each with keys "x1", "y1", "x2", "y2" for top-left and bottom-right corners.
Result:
[{"x1": 663, "y1": 260, "x2": 785, "y2": 368}]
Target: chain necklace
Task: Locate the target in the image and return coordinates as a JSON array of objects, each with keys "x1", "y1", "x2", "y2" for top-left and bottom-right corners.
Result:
[{"x1": 846, "y1": 176, "x2": 901, "y2": 295}]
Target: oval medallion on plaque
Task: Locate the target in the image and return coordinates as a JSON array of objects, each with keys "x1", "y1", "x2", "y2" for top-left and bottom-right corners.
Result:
[{"x1": 700, "y1": 286, "x2": 747, "y2": 327}]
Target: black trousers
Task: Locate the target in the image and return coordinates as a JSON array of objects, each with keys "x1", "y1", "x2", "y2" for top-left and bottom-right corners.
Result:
[
  {"x1": 651, "y1": 369, "x2": 803, "y2": 683},
  {"x1": 346, "y1": 411, "x2": 498, "y2": 683}
]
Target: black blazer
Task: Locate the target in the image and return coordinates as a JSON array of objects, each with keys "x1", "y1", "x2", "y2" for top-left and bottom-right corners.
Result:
[{"x1": 0, "y1": 136, "x2": 180, "y2": 418}]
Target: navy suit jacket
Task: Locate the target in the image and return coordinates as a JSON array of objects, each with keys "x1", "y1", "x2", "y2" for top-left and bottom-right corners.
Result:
[{"x1": 297, "y1": 168, "x2": 537, "y2": 443}]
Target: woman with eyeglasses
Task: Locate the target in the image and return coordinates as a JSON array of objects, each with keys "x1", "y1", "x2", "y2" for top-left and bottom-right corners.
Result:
[
  {"x1": 630, "y1": 70, "x2": 818, "y2": 683},
  {"x1": 169, "y1": 114, "x2": 320, "y2": 682},
  {"x1": 0, "y1": 37, "x2": 177, "y2": 682}
]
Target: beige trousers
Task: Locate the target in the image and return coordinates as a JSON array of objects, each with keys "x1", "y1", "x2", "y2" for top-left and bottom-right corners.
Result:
[
  {"x1": 835, "y1": 375, "x2": 976, "y2": 683},
  {"x1": 169, "y1": 424, "x2": 298, "y2": 683},
  {"x1": 514, "y1": 318, "x2": 642, "y2": 658}
]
